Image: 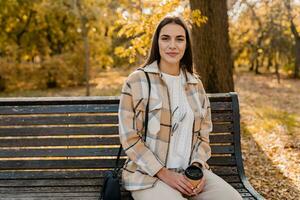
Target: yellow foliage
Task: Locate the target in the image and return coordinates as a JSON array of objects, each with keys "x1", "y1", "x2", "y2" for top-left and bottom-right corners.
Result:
[
  {"x1": 0, "y1": 53, "x2": 85, "y2": 92},
  {"x1": 190, "y1": 9, "x2": 207, "y2": 27},
  {"x1": 112, "y1": 0, "x2": 207, "y2": 63}
]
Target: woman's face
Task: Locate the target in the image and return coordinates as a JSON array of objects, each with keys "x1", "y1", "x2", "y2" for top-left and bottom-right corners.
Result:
[{"x1": 158, "y1": 23, "x2": 187, "y2": 66}]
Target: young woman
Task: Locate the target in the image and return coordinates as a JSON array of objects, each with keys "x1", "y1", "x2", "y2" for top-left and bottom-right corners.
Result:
[{"x1": 118, "y1": 16, "x2": 242, "y2": 200}]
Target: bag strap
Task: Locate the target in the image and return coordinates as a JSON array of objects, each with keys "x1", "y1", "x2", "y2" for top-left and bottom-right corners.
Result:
[
  {"x1": 143, "y1": 70, "x2": 151, "y2": 141},
  {"x1": 113, "y1": 69, "x2": 151, "y2": 176}
]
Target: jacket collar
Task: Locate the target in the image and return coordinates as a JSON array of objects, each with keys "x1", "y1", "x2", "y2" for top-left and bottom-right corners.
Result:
[{"x1": 143, "y1": 60, "x2": 198, "y2": 84}]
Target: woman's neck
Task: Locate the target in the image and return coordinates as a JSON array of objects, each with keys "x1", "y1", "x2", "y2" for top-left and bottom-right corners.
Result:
[{"x1": 159, "y1": 60, "x2": 180, "y2": 76}]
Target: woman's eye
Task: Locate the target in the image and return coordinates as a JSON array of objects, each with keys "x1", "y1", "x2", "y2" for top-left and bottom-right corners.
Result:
[{"x1": 161, "y1": 38, "x2": 184, "y2": 41}]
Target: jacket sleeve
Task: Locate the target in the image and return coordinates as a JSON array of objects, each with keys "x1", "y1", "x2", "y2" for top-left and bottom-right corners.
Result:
[
  {"x1": 190, "y1": 80, "x2": 213, "y2": 169},
  {"x1": 118, "y1": 74, "x2": 164, "y2": 176}
]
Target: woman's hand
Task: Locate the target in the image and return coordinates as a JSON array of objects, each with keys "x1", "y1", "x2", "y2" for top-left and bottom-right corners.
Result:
[
  {"x1": 192, "y1": 177, "x2": 206, "y2": 196},
  {"x1": 156, "y1": 167, "x2": 194, "y2": 196}
]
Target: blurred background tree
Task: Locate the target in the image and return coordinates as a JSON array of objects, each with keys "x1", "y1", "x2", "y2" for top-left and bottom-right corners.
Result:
[
  {"x1": 229, "y1": 0, "x2": 300, "y2": 82},
  {"x1": 0, "y1": 0, "x2": 299, "y2": 94},
  {"x1": 0, "y1": 0, "x2": 115, "y2": 92}
]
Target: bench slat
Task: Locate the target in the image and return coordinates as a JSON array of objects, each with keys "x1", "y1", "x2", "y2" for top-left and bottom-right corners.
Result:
[
  {"x1": 211, "y1": 166, "x2": 238, "y2": 175},
  {"x1": 0, "y1": 186, "x2": 99, "y2": 193},
  {"x1": 0, "y1": 159, "x2": 125, "y2": 170},
  {"x1": 0, "y1": 148, "x2": 127, "y2": 157},
  {"x1": 0, "y1": 94, "x2": 231, "y2": 105},
  {"x1": 0, "y1": 193, "x2": 99, "y2": 197},
  {"x1": 0, "y1": 156, "x2": 236, "y2": 170},
  {"x1": 212, "y1": 123, "x2": 233, "y2": 133},
  {"x1": 0, "y1": 115, "x2": 118, "y2": 126},
  {"x1": 219, "y1": 175, "x2": 241, "y2": 183},
  {"x1": 0, "y1": 145, "x2": 234, "y2": 158},
  {"x1": 212, "y1": 113, "x2": 233, "y2": 122},
  {"x1": 0, "y1": 126, "x2": 118, "y2": 137},
  {"x1": 0, "y1": 136, "x2": 234, "y2": 147},
  {"x1": 0, "y1": 102, "x2": 232, "y2": 115},
  {"x1": 241, "y1": 193, "x2": 255, "y2": 197},
  {"x1": 211, "y1": 102, "x2": 232, "y2": 111},
  {"x1": 0, "y1": 113, "x2": 232, "y2": 126},
  {"x1": 0, "y1": 193, "x2": 132, "y2": 200},
  {"x1": 208, "y1": 156, "x2": 236, "y2": 166},
  {"x1": 0, "y1": 184, "x2": 253, "y2": 199},
  {"x1": 210, "y1": 134, "x2": 233, "y2": 143},
  {"x1": 0, "y1": 104, "x2": 119, "y2": 115},
  {"x1": 0, "y1": 124, "x2": 233, "y2": 137},
  {"x1": 230, "y1": 183, "x2": 244, "y2": 189},
  {"x1": 0, "y1": 178, "x2": 103, "y2": 187},
  {"x1": 242, "y1": 197, "x2": 256, "y2": 200},
  {"x1": 4, "y1": 191, "x2": 255, "y2": 199},
  {"x1": 211, "y1": 145, "x2": 234, "y2": 153},
  {"x1": 0, "y1": 137, "x2": 120, "y2": 147},
  {"x1": 0, "y1": 170, "x2": 109, "y2": 179},
  {"x1": 0, "y1": 175, "x2": 242, "y2": 187},
  {"x1": 0, "y1": 166, "x2": 238, "y2": 180},
  {"x1": 0, "y1": 196, "x2": 101, "y2": 200}
]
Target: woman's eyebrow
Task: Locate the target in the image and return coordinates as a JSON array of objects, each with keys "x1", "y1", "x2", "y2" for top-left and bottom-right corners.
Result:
[{"x1": 161, "y1": 34, "x2": 185, "y2": 38}]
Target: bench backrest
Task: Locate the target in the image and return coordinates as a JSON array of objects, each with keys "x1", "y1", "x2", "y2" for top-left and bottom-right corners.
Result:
[{"x1": 0, "y1": 93, "x2": 243, "y2": 190}]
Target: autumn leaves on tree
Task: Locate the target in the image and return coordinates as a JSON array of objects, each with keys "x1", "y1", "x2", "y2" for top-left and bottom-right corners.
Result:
[{"x1": 0, "y1": 0, "x2": 299, "y2": 93}]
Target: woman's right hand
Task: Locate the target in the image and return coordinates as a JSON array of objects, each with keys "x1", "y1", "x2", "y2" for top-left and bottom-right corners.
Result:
[{"x1": 156, "y1": 167, "x2": 194, "y2": 196}]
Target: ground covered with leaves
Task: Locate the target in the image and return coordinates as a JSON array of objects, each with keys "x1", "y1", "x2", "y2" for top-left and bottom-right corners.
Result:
[
  {"x1": 234, "y1": 72, "x2": 300, "y2": 200},
  {"x1": 0, "y1": 69, "x2": 299, "y2": 199}
]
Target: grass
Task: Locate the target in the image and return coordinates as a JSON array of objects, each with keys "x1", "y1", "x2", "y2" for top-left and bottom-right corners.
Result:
[{"x1": 248, "y1": 105, "x2": 299, "y2": 136}]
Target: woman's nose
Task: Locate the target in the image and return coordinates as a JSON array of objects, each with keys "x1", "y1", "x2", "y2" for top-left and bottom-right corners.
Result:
[{"x1": 168, "y1": 39, "x2": 176, "y2": 49}]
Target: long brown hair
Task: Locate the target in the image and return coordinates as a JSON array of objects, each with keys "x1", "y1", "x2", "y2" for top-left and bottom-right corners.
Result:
[{"x1": 141, "y1": 16, "x2": 194, "y2": 74}]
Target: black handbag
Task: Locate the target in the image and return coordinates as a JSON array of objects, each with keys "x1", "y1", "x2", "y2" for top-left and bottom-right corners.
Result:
[{"x1": 100, "y1": 70, "x2": 151, "y2": 200}]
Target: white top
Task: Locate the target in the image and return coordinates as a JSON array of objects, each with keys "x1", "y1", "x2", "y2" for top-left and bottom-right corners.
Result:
[{"x1": 161, "y1": 69, "x2": 194, "y2": 170}]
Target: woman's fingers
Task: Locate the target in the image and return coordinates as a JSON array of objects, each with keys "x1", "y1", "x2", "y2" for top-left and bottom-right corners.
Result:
[
  {"x1": 193, "y1": 177, "x2": 206, "y2": 194},
  {"x1": 159, "y1": 169, "x2": 201, "y2": 196},
  {"x1": 176, "y1": 184, "x2": 191, "y2": 196},
  {"x1": 177, "y1": 178, "x2": 193, "y2": 195},
  {"x1": 183, "y1": 175, "x2": 195, "y2": 189}
]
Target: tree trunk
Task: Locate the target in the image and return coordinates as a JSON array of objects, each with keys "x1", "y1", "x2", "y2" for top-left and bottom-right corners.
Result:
[
  {"x1": 266, "y1": 55, "x2": 272, "y2": 71},
  {"x1": 284, "y1": 0, "x2": 300, "y2": 78},
  {"x1": 290, "y1": 19, "x2": 300, "y2": 79},
  {"x1": 0, "y1": 76, "x2": 5, "y2": 92},
  {"x1": 255, "y1": 58, "x2": 260, "y2": 74},
  {"x1": 249, "y1": 60, "x2": 254, "y2": 71},
  {"x1": 82, "y1": 16, "x2": 90, "y2": 96},
  {"x1": 76, "y1": 0, "x2": 90, "y2": 96},
  {"x1": 294, "y1": 38, "x2": 300, "y2": 79},
  {"x1": 275, "y1": 52, "x2": 280, "y2": 83},
  {"x1": 190, "y1": 0, "x2": 234, "y2": 93}
]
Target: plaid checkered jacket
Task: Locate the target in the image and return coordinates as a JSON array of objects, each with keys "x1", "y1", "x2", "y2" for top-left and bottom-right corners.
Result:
[{"x1": 118, "y1": 60, "x2": 213, "y2": 191}]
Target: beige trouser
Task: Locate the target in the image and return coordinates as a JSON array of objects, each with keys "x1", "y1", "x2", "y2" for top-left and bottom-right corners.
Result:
[{"x1": 131, "y1": 169, "x2": 243, "y2": 200}]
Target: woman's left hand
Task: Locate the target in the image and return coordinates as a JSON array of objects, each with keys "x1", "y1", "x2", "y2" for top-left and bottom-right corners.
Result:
[{"x1": 192, "y1": 177, "x2": 206, "y2": 196}]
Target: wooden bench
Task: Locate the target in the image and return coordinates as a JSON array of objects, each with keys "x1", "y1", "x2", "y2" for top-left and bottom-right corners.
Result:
[{"x1": 0, "y1": 92, "x2": 264, "y2": 200}]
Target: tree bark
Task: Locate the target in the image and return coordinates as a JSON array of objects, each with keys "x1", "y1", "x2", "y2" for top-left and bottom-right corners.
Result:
[
  {"x1": 0, "y1": 76, "x2": 5, "y2": 92},
  {"x1": 284, "y1": 0, "x2": 300, "y2": 78},
  {"x1": 295, "y1": 41, "x2": 300, "y2": 79},
  {"x1": 275, "y1": 52, "x2": 280, "y2": 83},
  {"x1": 76, "y1": 0, "x2": 90, "y2": 96},
  {"x1": 190, "y1": 0, "x2": 234, "y2": 92},
  {"x1": 290, "y1": 21, "x2": 300, "y2": 79}
]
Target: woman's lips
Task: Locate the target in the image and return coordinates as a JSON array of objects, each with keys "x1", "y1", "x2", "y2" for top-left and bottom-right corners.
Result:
[{"x1": 166, "y1": 53, "x2": 178, "y2": 57}]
